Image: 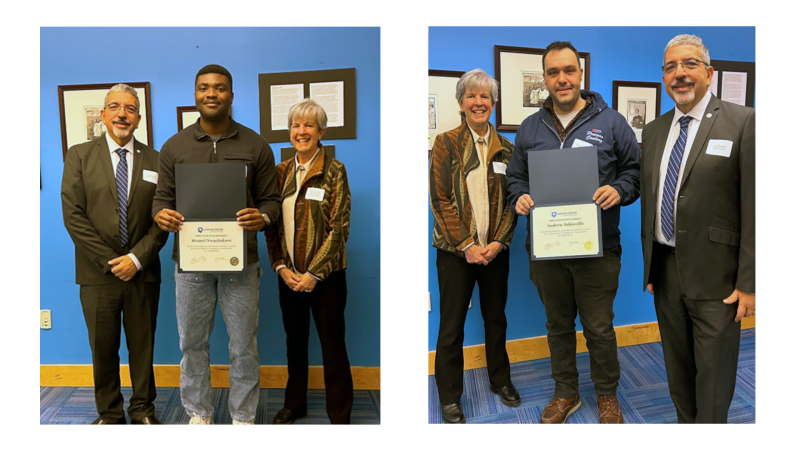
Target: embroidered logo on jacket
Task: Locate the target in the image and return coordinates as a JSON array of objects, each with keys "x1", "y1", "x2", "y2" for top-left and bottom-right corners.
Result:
[{"x1": 586, "y1": 129, "x2": 604, "y2": 143}]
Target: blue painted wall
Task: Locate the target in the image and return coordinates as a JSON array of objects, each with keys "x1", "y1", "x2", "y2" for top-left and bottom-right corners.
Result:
[
  {"x1": 428, "y1": 26, "x2": 755, "y2": 351},
  {"x1": 41, "y1": 27, "x2": 380, "y2": 366}
]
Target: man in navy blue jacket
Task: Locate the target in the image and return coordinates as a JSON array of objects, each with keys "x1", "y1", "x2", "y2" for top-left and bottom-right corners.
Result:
[{"x1": 506, "y1": 41, "x2": 640, "y2": 424}]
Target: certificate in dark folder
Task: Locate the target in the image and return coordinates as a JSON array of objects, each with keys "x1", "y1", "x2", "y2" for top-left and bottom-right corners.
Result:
[
  {"x1": 527, "y1": 146, "x2": 603, "y2": 261},
  {"x1": 176, "y1": 163, "x2": 247, "y2": 273}
]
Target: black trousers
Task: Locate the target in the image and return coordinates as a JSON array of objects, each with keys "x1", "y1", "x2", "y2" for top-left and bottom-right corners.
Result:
[
  {"x1": 79, "y1": 280, "x2": 160, "y2": 421},
  {"x1": 652, "y1": 243, "x2": 741, "y2": 423},
  {"x1": 529, "y1": 245, "x2": 622, "y2": 398},
  {"x1": 278, "y1": 270, "x2": 353, "y2": 424},
  {"x1": 435, "y1": 248, "x2": 512, "y2": 405}
]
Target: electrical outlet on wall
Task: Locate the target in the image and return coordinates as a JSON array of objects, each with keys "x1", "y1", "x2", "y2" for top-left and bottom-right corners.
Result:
[{"x1": 41, "y1": 310, "x2": 52, "y2": 329}]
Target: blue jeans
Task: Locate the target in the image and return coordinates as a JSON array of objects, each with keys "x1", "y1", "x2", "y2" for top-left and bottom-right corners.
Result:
[{"x1": 175, "y1": 262, "x2": 262, "y2": 422}]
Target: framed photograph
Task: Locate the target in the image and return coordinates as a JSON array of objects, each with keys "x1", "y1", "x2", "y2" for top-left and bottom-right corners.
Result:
[
  {"x1": 428, "y1": 70, "x2": 465, "y2": 154},
  {"x1": 612, "y1": 81, "x2": 661, "y2": 144},
  {"x1": 177, "y1": 106, "x2": 200, "y2": 131},
  {"x1": 259, "y1": 68, "x2": 356, "y2": 142},
  {"x1": 494, "y1": 45, "x2": 590, "y2": 131},
  {"x1": 58, "y1": 82, "x2": 153, "y2": 161},
  {"x1": 709, "y1": 60, "x2": 755, "y2": 108}
]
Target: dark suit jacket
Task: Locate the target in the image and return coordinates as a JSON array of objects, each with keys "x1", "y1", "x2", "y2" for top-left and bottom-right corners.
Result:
[
  {"x1": 641, "y1": 95, "x2": 755, "y2": 299},
  {"x1": 61, "y1": 135, "x2": 167, "y2": 285}
]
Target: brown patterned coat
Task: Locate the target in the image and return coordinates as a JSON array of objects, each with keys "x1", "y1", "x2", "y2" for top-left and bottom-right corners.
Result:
[
  {"x1": 266, "y1": 145, "x2": 350, "y2": 280},
  {"x1": 429, "y1": 121, "x2": 516, "y2": 257}
]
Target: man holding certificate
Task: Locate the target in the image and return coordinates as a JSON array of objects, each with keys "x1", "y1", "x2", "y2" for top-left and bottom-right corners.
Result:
[
  {"x1": 641, "y1": 35, "x2": 755, "y2": 423},
  {"x1": 506, "y1": 41, "x2": 640, "y2": 424},
  {"x1": 152, "y1": 64, "x2": 281, "y2": 425}
]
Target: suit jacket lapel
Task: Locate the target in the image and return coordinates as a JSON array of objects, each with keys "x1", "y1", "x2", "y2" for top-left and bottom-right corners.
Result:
[
  {"x1": 97, "y1": 136, "x2": 119, "y2": 204},
  {"x1": 128, "y1": 139, "x2": 144, "y2": 204},
  {"x1": 679, "y1": 95, "x2": 719, "y2": 187},
  {"x1": 651, "y1": 109, "x2": 674, "y2": 196}
]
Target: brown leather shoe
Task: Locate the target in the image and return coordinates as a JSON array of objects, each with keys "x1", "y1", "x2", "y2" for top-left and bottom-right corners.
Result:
[
  {"x1": 598, "y1": 395, "x2": 623, "y2": 423},
  {"x1": 131, "y1": 415, "x2": 162, "y2": 424},
  {"x1": 90, "y1": 416, "x2": 126, "y2": 424},
  {"x1": 539, "y1": 395, "x2": 581, "y2": 424}
]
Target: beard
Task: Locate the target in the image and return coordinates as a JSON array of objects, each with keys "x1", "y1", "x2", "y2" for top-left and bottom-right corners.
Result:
[
  {"x1": 110, "y1": 120, "x2": 132, "y2": 139},
  {"x1": 670, "y1": 77, "x2": 696, "y2": 106}
]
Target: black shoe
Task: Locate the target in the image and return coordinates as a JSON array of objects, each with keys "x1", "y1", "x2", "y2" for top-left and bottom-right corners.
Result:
[
  {"x1": 441, "y1": 403, "x2": 466, "y2": 424},
  {"x1": 272, "y1": 407, "x2": 307, "y2": 424},
  {"x1": 90, "y1": 416, "x2": 126, "y2": 424},
  {"x1": 131, "y1": 415, "x2": 162, "y2": 424},
  {"x1": 490, "y1": 383, "x2": 521, "y2": 407}
]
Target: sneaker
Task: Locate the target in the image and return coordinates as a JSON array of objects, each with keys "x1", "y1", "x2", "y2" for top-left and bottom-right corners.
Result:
[
  {"x1": 232, "y1": 419, "x2": 255, "y2": 425},
  {"x1": 188, "y1": 414, "x2": 214, "y2": 425}
]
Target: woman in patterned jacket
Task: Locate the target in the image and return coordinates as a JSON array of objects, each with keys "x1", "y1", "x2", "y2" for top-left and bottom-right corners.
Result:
[
  {"x1": 429, "y1": 69, "x2": 519, "y2": 423},
  {"x1": 266, "y1": 99, "x2": 353, "y2": 424}
]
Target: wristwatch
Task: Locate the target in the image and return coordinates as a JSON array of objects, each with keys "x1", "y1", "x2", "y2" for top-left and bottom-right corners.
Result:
[{"x1": 261, "y1": 213, "x2": 269, "y2": 226}]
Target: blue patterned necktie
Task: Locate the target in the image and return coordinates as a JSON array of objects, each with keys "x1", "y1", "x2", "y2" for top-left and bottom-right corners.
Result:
[
  {"x1": 660, "y1": 116, "x2": 692, "y2": 242},
  {"x1": 115, "y1": 148, "x2": 129, "y2": 247}
]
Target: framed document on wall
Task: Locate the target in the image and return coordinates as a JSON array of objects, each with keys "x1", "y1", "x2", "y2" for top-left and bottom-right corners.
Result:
[
  {"x1": 428, "y1": 69, "x2": 465, "y2": 155},
  {"x1": 259, "y1": 68, "x2": 356, "y2": 143},
  {"x1": 709, "y1": 60, "x2": 755, "y2": 108}
]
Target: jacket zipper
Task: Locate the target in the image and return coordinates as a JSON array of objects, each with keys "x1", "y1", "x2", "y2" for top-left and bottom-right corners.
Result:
[{"x1": 540, "y1": 107, "x2": 600, "y2": 148}]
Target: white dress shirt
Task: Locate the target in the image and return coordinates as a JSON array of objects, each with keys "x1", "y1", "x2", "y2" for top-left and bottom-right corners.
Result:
[
  {"x1": 105, "y1": 132, "x2": 134, "y2": 196},
  {"x1": 655, "y1": 90, "x2": 712, "y2": 246},
  {"x1": 105, "y1": 133, "x2": 141, "y2": 270}
]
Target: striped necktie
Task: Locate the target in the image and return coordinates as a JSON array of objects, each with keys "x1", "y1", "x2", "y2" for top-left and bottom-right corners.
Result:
[
  {"x1": 115, "y1": 148, "x2": 129, "y2": 247},
  {"x1": 660, "y1": 116, "x2": 692, "y2": 242}
]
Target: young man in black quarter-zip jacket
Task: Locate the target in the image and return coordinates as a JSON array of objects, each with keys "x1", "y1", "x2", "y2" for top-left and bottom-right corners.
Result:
[{"x1": 152, "y1": 64, "x2": 280, "y2": 425}]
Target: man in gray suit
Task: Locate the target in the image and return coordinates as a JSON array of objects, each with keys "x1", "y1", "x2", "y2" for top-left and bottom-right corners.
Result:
[
  {"x1": 640, "y1": 34, "x2": 755, "y2": 423},
  {"x1": 61, "y1": 84, "x2": 168, "y2": 424}
]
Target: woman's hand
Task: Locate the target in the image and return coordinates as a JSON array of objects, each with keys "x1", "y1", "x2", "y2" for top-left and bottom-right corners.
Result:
[
  {"x1": 293, "y1": 272, "x2": 319, "y2": 293},
  {"x1": 279, "y1": 267, "x2": 302, "y2": 290}
]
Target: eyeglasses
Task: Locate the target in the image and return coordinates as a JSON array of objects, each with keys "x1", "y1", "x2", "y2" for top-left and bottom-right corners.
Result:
[
  {"x1": 106, "y1": 103, "x2": 138, "y2": 115},
  {"x1": 662, "y1": 59, "x2": 707, "y2": 74}
]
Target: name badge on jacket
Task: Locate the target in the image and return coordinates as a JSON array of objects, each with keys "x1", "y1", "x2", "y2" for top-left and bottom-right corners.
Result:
[
  {"x1": 706, "y1": 139, "x2": 733, "y2": 157},
  {"x1": 305, "y1": 187, "x2": 325, "y2": 201},
  {"x1": 143, "y1": 170, "x2": 158, "y2": 184}
]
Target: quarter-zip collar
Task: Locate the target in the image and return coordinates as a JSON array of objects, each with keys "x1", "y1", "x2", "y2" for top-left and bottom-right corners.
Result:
[
  {"x1": 541, "y1": 92, "x2": 600, "y2": 147},
  {"x1": 192, "y1": 116, "x2": 240, "y2": 154}
]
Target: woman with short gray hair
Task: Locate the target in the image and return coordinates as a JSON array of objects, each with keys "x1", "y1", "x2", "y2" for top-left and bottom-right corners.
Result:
[
  {"x1": 265, "y1": 98, "x2": 353, "y2": 424},
  {"x1": 429, "y1": 68, "x2": 519, "y2": 423}
]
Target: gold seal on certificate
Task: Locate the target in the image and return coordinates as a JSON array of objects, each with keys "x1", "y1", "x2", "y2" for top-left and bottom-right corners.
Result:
[
  {"x1": 179, "y1": 221, "x2": 244, "y2": 272},
  {"x1": 531, "y1": 203, "x2": 601, "y2": 259}
]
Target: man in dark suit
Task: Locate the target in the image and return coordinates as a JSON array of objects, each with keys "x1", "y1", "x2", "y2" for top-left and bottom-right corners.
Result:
[
  {"x1": 641, "y1": 34, "x2": 755, "y2": 423},
  {"x1": 61, "y1": 84, "x2": 168, "y2": 424}
]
